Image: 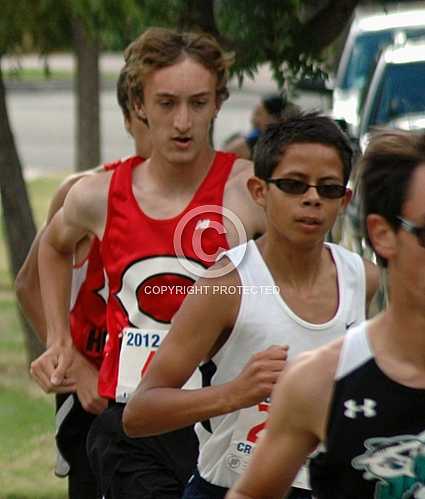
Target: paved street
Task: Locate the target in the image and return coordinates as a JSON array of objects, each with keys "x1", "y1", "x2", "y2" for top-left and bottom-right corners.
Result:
[{"x1": 4, "y1": 53, "x2": 331, "y2": 177}]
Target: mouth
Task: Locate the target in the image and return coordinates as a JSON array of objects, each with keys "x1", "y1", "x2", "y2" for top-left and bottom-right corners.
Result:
[
  {"x1": 295, "y1": 216, "x2": 322, "y2": 226},
  {"x1": 172, "y1": 137, "x2": 192, "y2": 149}
]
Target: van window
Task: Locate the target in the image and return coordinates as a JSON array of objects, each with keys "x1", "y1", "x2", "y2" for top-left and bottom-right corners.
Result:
[
  {"x1": 369, "y1": 61, "x2": 425, "y2": 127},
  {"x1": 341, "y1": 27, "x2": 425, "y2": 92}
]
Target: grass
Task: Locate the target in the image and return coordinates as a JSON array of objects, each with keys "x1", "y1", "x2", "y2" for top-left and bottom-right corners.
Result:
[
  {"x1": 0, "y1": 175, "x2": 67, "y2": 498},
  {"x1": 0, "y1": 176, "x2": 63, "y2": 290},
  {"x1": 3, "y1": 68, "x2": 73, "y2": 81},
  {"x1": 3, "y1": 67, "x2": 118, "y2": 82}
]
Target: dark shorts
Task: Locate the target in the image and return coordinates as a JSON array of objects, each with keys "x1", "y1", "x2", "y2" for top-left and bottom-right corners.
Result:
[
  {"x1": 182, "y1": 469, "x2": 312, "y2": 499},
  {"x1": 86, "y1": 403, "x2": 199, "y2": 499},
  {"x1": 55, "y1": 393, "x2": 99, "y2": 499},
  {"x1": 182, "y1": 469, "x2": 227, "y2": 499}
]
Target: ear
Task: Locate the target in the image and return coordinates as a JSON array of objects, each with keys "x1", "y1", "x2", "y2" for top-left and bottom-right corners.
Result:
[
  {"x1": 247, "y1": 176, "x2": 268, "y2": 208},
  {"x1": 341, "y1": 187, "x2": 353, "y2": 209},
  {"x1": 134, "y1": 100, "x2": 147, "y2": 120},
  {"x1": 214, "y1": 96, "x2": 223, "y2": 117},
  {"x1": 367, "y1": 214, "x2": 397, "y2": 262},
  {"x1": 133, "y1": 102, "x2": 150, "y2": 127}
]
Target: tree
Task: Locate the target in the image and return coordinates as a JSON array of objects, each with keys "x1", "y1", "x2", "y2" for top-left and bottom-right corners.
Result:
[
  {"x1": 0, "y1": 1, "x2": 43, "y2": 363},
  {"x1": 72, "y1": 16, "x2": 101, "y2": 170},
  {"x1": 70, "y1": 0, "x2": 147, "y2": 170}
]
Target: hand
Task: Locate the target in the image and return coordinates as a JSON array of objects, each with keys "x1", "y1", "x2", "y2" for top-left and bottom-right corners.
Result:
[
  {"x1": 69, "y1": 351, "x2": 107, "y2": 415},
  {"x1": 30, "y1": 340, "x2": 76, "y2": 393},
  {"x1": 231, "y1": 345, "x2": 289, "y2": 409}
]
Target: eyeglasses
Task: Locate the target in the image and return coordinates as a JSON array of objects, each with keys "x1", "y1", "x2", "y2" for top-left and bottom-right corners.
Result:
[
  {"x1": 397, "y1": 217, "x2": 425, "y2": 248},
  {"x1": 266, "y1": 178, "x2": 347, "y2": 199}
]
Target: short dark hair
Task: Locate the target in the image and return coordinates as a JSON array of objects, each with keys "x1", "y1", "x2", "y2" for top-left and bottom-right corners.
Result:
[
  {"x1": 360, "y1": 128, "x2": 425, "y2": 266},
  {"x1": 262, "y1": 94, "x2": 287, "y2": 119},
  {"x1": 254, "y1": 111, "x2": 353, "y2": 184}
]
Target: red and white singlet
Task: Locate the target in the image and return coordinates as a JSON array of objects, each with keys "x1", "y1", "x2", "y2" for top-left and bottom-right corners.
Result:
[{"x1": 100, "y1": 152, "x2": 237, "y2": 400}]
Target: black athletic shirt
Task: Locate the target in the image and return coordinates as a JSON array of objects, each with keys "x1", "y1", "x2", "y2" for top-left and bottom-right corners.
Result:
[{"x1": 309, "y1": 323, "x2": 425, "y2": 499}]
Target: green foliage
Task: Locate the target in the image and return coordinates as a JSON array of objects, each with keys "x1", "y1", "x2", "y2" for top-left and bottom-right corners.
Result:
[
  {"x1": 217, "y1": 0, "x2": 302, "y2": 82},
  {"x1": 31, "y1": 0, "x2": 72, "y2": 54},
  {"x1": 0, "y1": 0, "x2": 352, "y2": 87},
  {"x1": 0, "y1": 0, "x2": 69, "y2": 56},
  {"x1": 217, "y1": 0, "x2": 332, "y2": 87},
  {"x1": 0, "y1": 0, "x2": 36, "y2": 56},
  {"x1": 71, "y1": 0, "x2": 143, "y2": 49}
]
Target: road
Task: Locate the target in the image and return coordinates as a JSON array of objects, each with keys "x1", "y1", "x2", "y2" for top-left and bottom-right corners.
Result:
[{"x1": 4, "y1": 54, "x2": 331, "y2": 177}]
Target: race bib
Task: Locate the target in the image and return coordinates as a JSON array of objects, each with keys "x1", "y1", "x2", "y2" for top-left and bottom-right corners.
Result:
[
  {"x1": 224, "y1": 398, "x2": 311, "y2": 490},
  {"x1": 115, "y1": 327, "x2": 202, "y2": 403},
  {"x1": 224, "y1": 399, "x2": 270, "y2": 475},
  {"x1": 116, "y1": 327, "x2": 167, "y2": 403}
]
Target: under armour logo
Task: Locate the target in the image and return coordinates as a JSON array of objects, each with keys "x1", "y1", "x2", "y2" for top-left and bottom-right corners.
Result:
[
  {"x1": 195, "y1": 219, "x2": 211, "y2": 230},
  {"x1": 344, "y1": 399, "x2": 377, "y2": 419}
]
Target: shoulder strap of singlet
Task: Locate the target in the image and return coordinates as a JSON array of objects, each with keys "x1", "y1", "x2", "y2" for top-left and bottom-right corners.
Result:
[
  {"x1": 207, "y1": 151, "x2": 237, "y2": 185},
  {"x1": 335, "y1": 322, "x2": 373, "y2": 380},
  {"x1": 219, "y1": 240, "x2": 248, "y2": 267},
  {"x1": 101, "y1": 155, "x2": 143, "y2": 245},
  {"x1": 103, "y1": 158, "x2": 123, "y2": 171},
  {"x1": 190, "y1": 151, "x2": 237, "y2": 205},
  {"x1": 109, "y1": 155, "x2": 143, "y2": 193},
  {"x1": 218, "y1": 240, "x2": 272, "y2": 291}
]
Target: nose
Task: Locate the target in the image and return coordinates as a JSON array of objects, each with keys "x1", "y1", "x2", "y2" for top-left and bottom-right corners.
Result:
[
  {"x1": 302, "y1": 185, "x2": 322, "y2": 206},
  {"x1": 174, "y1": 103, "x2": 191, "y2": 133}
]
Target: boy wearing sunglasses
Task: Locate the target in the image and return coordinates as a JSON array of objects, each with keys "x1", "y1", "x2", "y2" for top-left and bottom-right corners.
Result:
[
  {"x1": 123, "y1": 112, "x2": 379, "y2": 499},
  {"x1": 227, "y1": 128, "x2": 425, "y2": 499}
]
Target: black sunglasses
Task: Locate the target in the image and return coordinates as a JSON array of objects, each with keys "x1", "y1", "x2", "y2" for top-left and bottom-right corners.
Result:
[
  {"x1": 397, "y1": 217, "x2": 425, "y2": 248},
  {"x1": 266, "y1": 178, "x2": 347, "y2": 199}
]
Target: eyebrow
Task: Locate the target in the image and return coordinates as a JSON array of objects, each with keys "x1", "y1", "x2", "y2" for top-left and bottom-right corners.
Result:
[
  {"x1": 154, "y1": 91, "x2": 212, "y2": 99},
  {"x1": 282, "y1": 171, "x2": 343, "y2": 182}
]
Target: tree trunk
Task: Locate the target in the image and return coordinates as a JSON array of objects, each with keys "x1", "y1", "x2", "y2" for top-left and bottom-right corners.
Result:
[
  {"x1": 72, "y1": 17, "x2": 101, "y2": 171},
  {"x1": 0, "y1": 62, "x2": 44, "y2": 364}
]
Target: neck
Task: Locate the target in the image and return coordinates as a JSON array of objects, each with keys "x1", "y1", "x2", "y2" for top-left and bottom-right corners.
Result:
[
  {"x1": 391, "y1": 267, "x2": 425, "y2": 346},
  {"x1": 382, "y1": 292, "x2": 425, "y2": 364},
  {"x1": 146, "y1": 147, "x2": 215, "y2": 195},
  {"x1": 258, "y1": 235, "x2": 327, "y2": 290}
]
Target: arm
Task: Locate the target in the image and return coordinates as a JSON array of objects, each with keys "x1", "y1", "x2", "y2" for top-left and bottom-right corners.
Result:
[
  {"x1": 30, "y1": 174, "x2": 108, "y2": 391},
  {"x1": 69, "y1": 351, "x2": 108, "y2": 415},
  {"x1": 15, "y1": 229, "x2": 48, "y2": 342},
  {"x1": 224, "y1": 136, "x2": 252, "y2": 160},
  {"x1": 123, "y1": 262, "x2": 288, "y2": 437},
  {"x1": 227, "y1": 345, "x2": 339, "y2": 499},
  {"x1": 225, "y1": 159, "x2": 267, "y2": 243},
  {"x1": 15, "y1": 174, "x2": 88, "y2": 343}
]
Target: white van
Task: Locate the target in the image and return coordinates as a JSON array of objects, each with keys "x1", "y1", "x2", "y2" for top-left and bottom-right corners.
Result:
[
  {"x1": 358, "y1": 38, "x2": 425, "y2": 152},
  {"x1": 332, "y1": 7, "x2": 425, "y2": 136}
]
